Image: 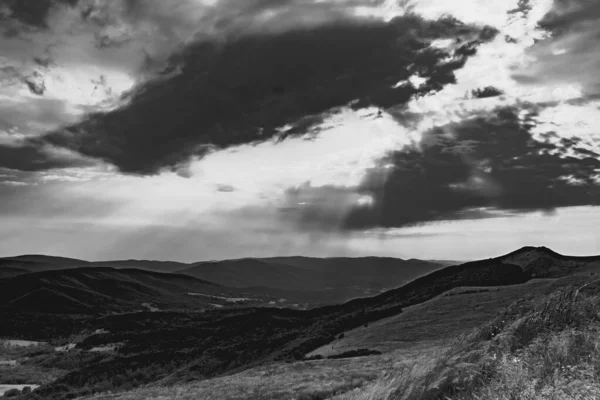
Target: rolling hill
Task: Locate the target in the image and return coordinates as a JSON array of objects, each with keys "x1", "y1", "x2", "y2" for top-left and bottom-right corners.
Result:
[
  {"x1": 0, "y1": 255, "x2": 89, "y2": 274},
  {"x1": 90, "y1": 260, "x2": 188, "y2": 274},
  {"x1": 0, "y1": 255, "x2": 187, "y2": 275},
  {"x1": 1, "y1": 255, "x2": 447, "y2": 305},
  {"x1": 0, "y1": 255, "x2": 185, "y2": 275},
  {"x1": 0, "y1": 267, "x2": 273, "y2": 314}
]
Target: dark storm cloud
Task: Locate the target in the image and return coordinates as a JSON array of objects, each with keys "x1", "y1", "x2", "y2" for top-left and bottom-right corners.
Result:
[
  {"x1": 538, "y1": 0, "x2": 600, "y2": 36},
  {"x1": 39, "y1": 13, "x2": 496, "y2": 174},
  {"x1": 284, "y1": 106, "x2": 600, "y2": 231},
  {"x1": 348, "y1": 106, "x2": 600, "y2": 228},
  {"x1": 0, "y1": 0, "x2": 79, "y2": 29},
  {"x1": 0, "y1": 142, "x2": 92, "y2": 171},
  {"x1": 513, "y1": 0, "x2": 600, "y2": 95}
]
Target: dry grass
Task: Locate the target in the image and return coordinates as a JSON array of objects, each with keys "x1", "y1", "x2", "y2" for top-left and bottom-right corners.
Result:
[
  {"x1": 308, "y1": 280, "x2": 555, "y2": 357},
  {"x1": 79, "y1": 344, "x2": 446, "y2": 400},
  {"x1": 335, "y1": 286, "x2": 600, "y2": 400},
  {"x1": 81, "y1": 352, "x2": 414, "y2": 400}
]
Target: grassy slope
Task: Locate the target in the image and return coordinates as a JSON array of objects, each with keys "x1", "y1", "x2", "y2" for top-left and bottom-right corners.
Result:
[
  {"x1": 344, "y1": 283, "x2": 600, "y2": 400},
  {"x1": 307, "y1": 280, "x2": 554, "y2": 357},
  {"x1": 310, "y1": 272, "x2": 600, "y2": 357},
  {"x1": 81, "y1": 354, "x2": 394, "y2": 400}
]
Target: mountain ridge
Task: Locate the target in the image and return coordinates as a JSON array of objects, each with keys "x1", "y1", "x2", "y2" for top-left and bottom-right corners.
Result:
[
  {"x1": 178, "y1": 256, "x2": 444, "y2": 296},
  {"x1": 0, "y1": 255, "x2": 448, "y2": 304}
]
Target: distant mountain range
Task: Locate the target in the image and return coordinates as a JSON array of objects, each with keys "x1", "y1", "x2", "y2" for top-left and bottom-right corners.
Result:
[
  {"x1": 179, "y1": 256, "x2": 443, "y2": 293},
  {"x1": 0, "y1": 255, "x2": 187, "y2": 275},
  {"x1": 0, "y1": 254, "x2": 447, "y2": 306}
]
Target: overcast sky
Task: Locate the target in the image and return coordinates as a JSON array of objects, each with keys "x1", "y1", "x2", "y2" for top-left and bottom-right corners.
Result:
[{"x1": 0, "y1": 0, "x2": 598, "y2": 262}]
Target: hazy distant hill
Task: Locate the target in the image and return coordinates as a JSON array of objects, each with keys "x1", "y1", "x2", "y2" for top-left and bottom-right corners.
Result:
[
  {"x1": 0, "y1": 255, "x2": 446, "y2": 306},
  {"x1": 0, "y1": 255, "x2": 188, "y2": 275},
  {"x1": 91, "y1": 260, "x2": 188, "y2": 273},
  {"x1": 178, "y1": 256, "x2": 444, "y2": 296},
  {"x1": 0, "y1": 255, "x2": 89, "y2": 273},
  {"x1": 3, "y1": 254, "x2": 87, "y2": 265},
  {"x1": 422, "y1": 259, "x2": 461, "y2": 267},
  {"x1": 0, "y1": 267, "x2": 265, "y2": 314}
]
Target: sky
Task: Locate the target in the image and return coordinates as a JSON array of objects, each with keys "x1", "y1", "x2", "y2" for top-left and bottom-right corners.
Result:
[{"x1": 0, "y1": 0, "x2": 599, "y2": 262}]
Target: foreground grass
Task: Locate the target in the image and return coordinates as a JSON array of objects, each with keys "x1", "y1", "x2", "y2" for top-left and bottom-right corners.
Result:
[
  {"x1": 339, "y1": 285, "x2": 600, "y2": 400},
  {"x1": 80, "y1": 354, "x2": 408, "y2": 400}
]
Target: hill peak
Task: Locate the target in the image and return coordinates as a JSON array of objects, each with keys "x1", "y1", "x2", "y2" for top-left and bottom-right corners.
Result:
[
  {"x1": 503, "y1": 246, "x2": 561, "y2": 258},
  {"x1": 498, "y1": 246, "x2": 600, "y2": 278}
]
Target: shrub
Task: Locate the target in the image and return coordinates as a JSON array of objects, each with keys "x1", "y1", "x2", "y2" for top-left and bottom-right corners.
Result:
[
  {"x1": 303, "y1": 355, "x2": 323, "y2": 361},
  {"x1": 3, "y1": 388, "x2": 21, "y2": 398},
  {"x1": 327, "y1": 349, "x2": 382, "y2": 359}
]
